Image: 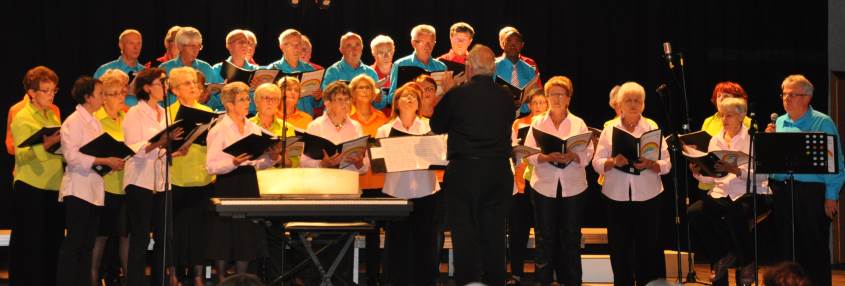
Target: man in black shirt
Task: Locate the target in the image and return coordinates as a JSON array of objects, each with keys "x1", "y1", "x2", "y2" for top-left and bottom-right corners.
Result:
[{"x1": 431, "y1": 44, "x2": 516, "y2": 286}]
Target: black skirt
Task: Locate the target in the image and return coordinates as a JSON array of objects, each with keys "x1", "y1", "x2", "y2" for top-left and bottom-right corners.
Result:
[
  {"x1": 173, "y1": 184, "x2": 212, "y2": 266},
  {"x1": 206, "y1": 166, "x2": 266, "y2": 261}
]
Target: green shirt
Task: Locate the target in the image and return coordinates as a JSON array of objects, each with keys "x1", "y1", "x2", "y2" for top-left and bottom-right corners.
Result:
[
  {"x1": 95, "y1": 108, "x2": 126, "y2": 195},
  {"x1": 12, "y1": 101, "x2": 63, "y2": 190},
  {"x1": 168, "y1": 102, "x2": 214, "y2": 187}
]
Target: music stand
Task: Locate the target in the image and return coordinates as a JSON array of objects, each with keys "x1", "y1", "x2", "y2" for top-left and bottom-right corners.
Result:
[{"x1": 754, "y1": 132, "x2": 839, "y2": 261}]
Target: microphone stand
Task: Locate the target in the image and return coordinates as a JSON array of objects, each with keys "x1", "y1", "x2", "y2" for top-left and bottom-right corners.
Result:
[
  {"x1": 656, "y1": 85, "x2": 685, "y2": 284},
  {"x1": 161, "y1": 78, "x2": 174, "y2": 286},
  {"x1": 280, "y1": 78, "x2": 289, "y2": 168},
  {"x1": 663, "y1": 47, "x2": 698, "y2": 283},
  {"x1": 745, "y1": 113, "x2": 760, "y2": 286}
]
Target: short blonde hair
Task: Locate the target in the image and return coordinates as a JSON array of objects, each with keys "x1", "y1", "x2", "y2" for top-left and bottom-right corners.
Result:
[
  {"x1": 411, "y1": 24, "x2": 436, "y2": 40},
  {"x1": 255, "y1": 83, "x2": 281, "y2": 101},
  {"x1": 100, "y1": 69, "x2": 129, "y2": 91},
  {"x1": 609, "y1": 85, "x2": 621, "y2": 109},
  {"x1": 718, "y1": 97, "x2": 748, "y2": 116},
  {"x1": 614, "y1": 81, "x2": 646, "y2": 106},
  {"x1": 175, "y1": 26, "x2": 202, "y2": 46},
  {"x1": 339, "y1": 32, "x2": 363, "y2": 48},
  {"x1": 168, "y1": 67, "x2": 197, "y2": 87},
  {"x1": 278, "y1": 29, "x2": 302, "y2": 46},
  {"x1": 225, "y1": 29, "x2": 252, "y2": 45},
  {"x1": 370, "y1": 35, "x2": 394, "y2": 51},
  {"x1": 221, "y1": 82, "x2": 250, "y2": 104},
  {"x1": 544, "y1": 76, "x2": 573, "y2": 97},
  {"x1": 164, "y1": 26, "x2": 182, "y2": 46},
  {"x1": 781, "y1": 74, "x2": 814, "y2": 95},
  {"x1": 349, "y1": 74, "x2": 378, "y2": 96},
  {"x1": 119, "y1": 29, "x2": 142, "y2": 42}
]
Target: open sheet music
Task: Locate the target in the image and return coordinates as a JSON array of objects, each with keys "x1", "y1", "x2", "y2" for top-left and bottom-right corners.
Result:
[
  {"x1": 370, "y1": 133, "x2": 448, "y2": 173},
  {"x1": 682, "y1": 145, "x2": 749, "y2": 178}
]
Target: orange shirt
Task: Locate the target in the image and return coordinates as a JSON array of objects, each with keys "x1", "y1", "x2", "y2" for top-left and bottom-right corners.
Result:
[
  {"x1": 6, "y1": 95, "x2": 61, "y2": 155},
  {"x1": 278, "y1": 109, "x2": 313, "y2": 131},
  {"x1": 350, "y1": 107, "x2": 388, "y2": 190}
]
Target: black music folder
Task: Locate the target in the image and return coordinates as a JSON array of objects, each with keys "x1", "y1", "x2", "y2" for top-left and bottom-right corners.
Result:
[
  {"x1": 531, "y1": 128, "x2": 593, "y2": 169},
  {"x1": 395, "y1": 66, "x2": 431, "y2": 88},
  {"x1": 682, "y1": 146, "x2": 750, "y2": 178},
  {"x1": 678, "y1": 130, "x2": 712, "y2": 152},
  {"x1": 223, "y1": 132, "x2": 282, "y2": 159},
  {"x1": 611, "y1": 127, "x2": 662, "y2": 175},
  {"x1": 495, "y1": 75, "x2": 537, "y2": 106},
  {"x1": 298, "y1": 131, "x2": 370, "y2": 169},
  {"x1": 79, "y1": 133, "x2": 135, "y2": 176},
  {"x1": 440, "y1": 59, "x2": 465, "y2": 74},
  {"x1": 220, "y1": 60, "x2": 254, "y2": 84},
  {"x1": 515, "y1": 125, "x2": 530, "y2": 146},
  {"x1": 174, "y1": 105, "x2": 220, "y2": 146},
  {"x1": 17, "y1": 126, "x2": 61, "y2": 153}
]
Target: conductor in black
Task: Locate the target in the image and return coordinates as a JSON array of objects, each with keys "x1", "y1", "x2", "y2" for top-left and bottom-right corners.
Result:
[{"x1": 431, "y1": 44, "x2": 516, "y2": 286}]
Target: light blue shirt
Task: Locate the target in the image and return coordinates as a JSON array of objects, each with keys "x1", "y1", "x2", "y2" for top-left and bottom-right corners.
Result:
[
  {"x1": 387, "y1": 52, "x2": 447, "y2": 107},
  {"x1": 770, "y1": 106, "x2": 845, "y2": 200},
  {"x1": 321, "y1": 58, "x2": 381, "y2": 109},
  {"x1": 159, "y1": 56, "x2": 223, "y2": 107},
  {"x1": 94, "y1": 56, "x2": 147, "y2": 107},
  {"x1": 263, "y1": 56, "x2": 322, "y2": 116},
  {"x1": 495, "y1": 56, "x2": 537, "y2": 114},
  {"x1": 209, "y1": 57, "x2": 259, "y2": 114}
]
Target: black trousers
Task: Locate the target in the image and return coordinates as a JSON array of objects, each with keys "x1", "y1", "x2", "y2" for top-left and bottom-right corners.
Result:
[
  {"x1": 56, "y1": 195, "x2": 101, "y2": 286},
  {"x1": 125, "y1": 185, "x2": 173, "y2": 286},
  {"x1": 770, "y1": 179, "x2": 832, "y2": 286},
  {"x1": 172, "y1": 184, "x2": 211, "y2": 267},
  {"x1": 385, "y1": 193, "x2": 439, "y2": 286},
  {"x1": 507, "y1": 180, "x2": 534, "y2": 279},
  {"x1": 445, "y1": 158, "x2": 513, "y2": 286},
  {"x1": 605, "y1": 195, "x2": 665, "y2": 286},
  {"x1": 531, "y1": 184, "x2": 587, "y2": 285},
  {"x1": 9, "y1": 181, "x2": 64, "y2": 286}
]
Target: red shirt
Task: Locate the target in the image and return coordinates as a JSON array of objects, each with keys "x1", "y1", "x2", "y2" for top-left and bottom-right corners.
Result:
[{"x1": 438, "y1": 50, "x2": 467, "y2": 64}]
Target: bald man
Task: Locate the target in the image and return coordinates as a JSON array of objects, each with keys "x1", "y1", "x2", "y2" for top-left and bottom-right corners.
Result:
[{"x1": 431, "y1": 44, "x2": 516, "y2": 286}]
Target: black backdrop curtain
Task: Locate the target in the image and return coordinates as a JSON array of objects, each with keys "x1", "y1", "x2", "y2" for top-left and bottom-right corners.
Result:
[{"x1": 2, "y1": 0, "x2": 828, "y2": 260}]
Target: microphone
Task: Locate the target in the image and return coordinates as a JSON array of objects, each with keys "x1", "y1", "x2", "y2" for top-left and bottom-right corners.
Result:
[
  {"x1": 656, "y1": 83, "x2": 669, "y2": 98},
  {"x1": 770, "y1": 113, "x2": 778, "y2": 124},
  {"x1": 662, "y1": 42, "x2": 674, "y2": 69}
]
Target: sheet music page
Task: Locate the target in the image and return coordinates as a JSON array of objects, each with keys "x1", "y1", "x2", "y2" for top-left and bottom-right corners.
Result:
[
  {"x1": 430, "y1": 71, "x2": 453, "y2": 96},
  {"x1": 338, "y1": 135, "x2": 369, "y2": 169},
  {"x1": 300, "y1": 69, "x2": 325, "y2": 98},
  {"x1": 250, "y1": 69, "x2": 280, "y2": 88},
  {"x1": 378, "y1": 135, "x2": 448, "y2": 172},
  {"x1": 638, "y1": 129, "x2": 662, "y2": 161}
]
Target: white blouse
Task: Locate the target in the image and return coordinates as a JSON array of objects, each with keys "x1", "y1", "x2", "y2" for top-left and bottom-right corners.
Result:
[
  {"x1": 524, "y1": 112, "x2": 594, "y2": 198},
  {"x1": 206, "y1": 114, "x2": 276, "y2": 175},
  {"x1": 300, "y1": 114, "x2": 370, "y2": 174},
  {"x1": 376, "y1": 117, "x2": 440, "y2": 199},
  {"x1": 693, "y1": 126, "x2": 770, "y2": 201},
  {"x1": 123, "y1": 101, "x2": 168, "y2": 192},
  {"x1": 591, "y1": 117, "x2": 671, "y2": 202},
  {"x1": 59, "y1": 105, "x2": 104, "y2": 206}
]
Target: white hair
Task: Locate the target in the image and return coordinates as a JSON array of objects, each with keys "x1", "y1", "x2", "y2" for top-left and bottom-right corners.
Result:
[
  {"x1": 370, "y1": 34, "x2": 394, "y2": 51},
  {"x1": 411, "y1": 24, "x2": 436, "y2": 40},
  {"x1": 175, "y1": 26, "x2": 202, "y2": 46},
  {"x1": 781, "y1": 74, "x2": 814, "y2": 95}
]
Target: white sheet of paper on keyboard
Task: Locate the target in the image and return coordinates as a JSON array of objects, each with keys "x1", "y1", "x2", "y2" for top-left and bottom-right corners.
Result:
[{"x1": 376, "y1": 134, "x2": 448, "y2": 172}]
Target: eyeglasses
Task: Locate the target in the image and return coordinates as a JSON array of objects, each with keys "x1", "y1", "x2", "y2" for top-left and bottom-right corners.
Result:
[
  {"x1": 330, "y1": 96, "x2": 352, "y2": 103},
  {"x1": 230, "y1": 40, "x2": 256, "y2": 47},
  {"x1": 781, "y1": 93, "x2": 810, "y2": 98},
  {"x1": 260, "y1": 97, "x2": 281, "y2": 102},
  {"x1": 35, "y1": 88, "x2": 59, "y2": 95},
  {"x1": 353, "y1": 85, "x2": 374, "y2": 90},
  {"x1": 176, "y1": 80, "x2": 199, "y2": 88},
  {"x1": 104, "y1": 91, "x2": 124, "y2": 97}
]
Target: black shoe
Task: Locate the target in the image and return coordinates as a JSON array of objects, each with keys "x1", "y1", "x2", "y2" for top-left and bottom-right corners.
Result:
[{"x1": 711, "y1": 254, "x2": 736, "y2": 283}]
